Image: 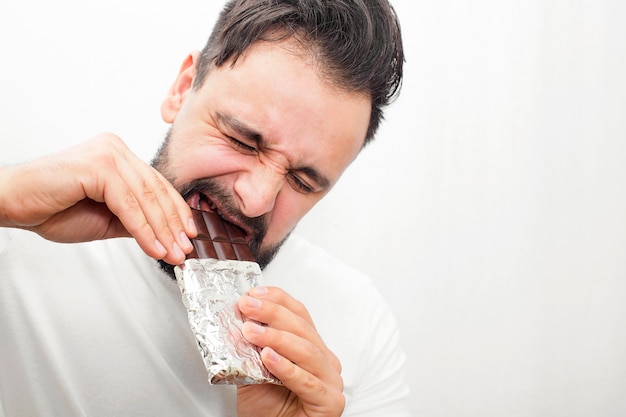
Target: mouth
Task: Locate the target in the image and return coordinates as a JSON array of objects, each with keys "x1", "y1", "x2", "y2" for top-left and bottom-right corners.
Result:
[{"x1": 186, "y1": 192, "x2": 252, "y2": 240}]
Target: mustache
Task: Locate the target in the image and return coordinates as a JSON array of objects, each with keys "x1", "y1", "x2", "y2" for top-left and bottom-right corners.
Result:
[{"x1": 178, "y1": 178, "x2": 268, "y2": 247}]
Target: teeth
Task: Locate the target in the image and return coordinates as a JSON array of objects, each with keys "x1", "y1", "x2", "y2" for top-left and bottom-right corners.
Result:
[{"x1": 197, "y1": 193, "x2": 220, "y2": 215}]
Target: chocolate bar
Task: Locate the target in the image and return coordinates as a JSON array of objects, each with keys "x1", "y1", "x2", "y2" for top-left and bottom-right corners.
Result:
[
  {"x1": 174, "y1": 207, "x2": 281, "y2": 385},
  {"x1": 188, "y1": 208, "x2": 255, "y2": 262}
]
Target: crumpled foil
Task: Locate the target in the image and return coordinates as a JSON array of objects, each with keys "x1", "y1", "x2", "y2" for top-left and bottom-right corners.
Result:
[{"x1": 174, "y1": 258, "x2": 281, "y2": 385}]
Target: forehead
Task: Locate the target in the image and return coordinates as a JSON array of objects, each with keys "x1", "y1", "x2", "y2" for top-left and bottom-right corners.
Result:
[{"x1": 198, "y1": 40, "x2": 371, "y2": 183}]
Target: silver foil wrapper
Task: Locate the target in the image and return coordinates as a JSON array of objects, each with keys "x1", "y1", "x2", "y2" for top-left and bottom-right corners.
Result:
[{"x1": 174, "y1": 258, "x2": 281, "y2": 385}]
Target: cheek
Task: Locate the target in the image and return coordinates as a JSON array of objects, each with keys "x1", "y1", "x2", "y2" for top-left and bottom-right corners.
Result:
[{"x1": 265, "y1": 191, "x2": 321, "y2": 239}]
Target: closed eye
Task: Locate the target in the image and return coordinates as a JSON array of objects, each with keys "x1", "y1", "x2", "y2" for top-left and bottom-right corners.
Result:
[
  {"x1": 286, "y1": 172, "x2": 314, "y2": 194},
  {"x1": 227, "y1": 136, "x2": 257, "y2": 154}
]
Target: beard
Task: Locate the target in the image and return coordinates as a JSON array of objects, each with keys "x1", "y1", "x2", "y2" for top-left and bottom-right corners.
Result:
[{"x1": 150, "y1": 128, "x2": 288, "y2": 279}]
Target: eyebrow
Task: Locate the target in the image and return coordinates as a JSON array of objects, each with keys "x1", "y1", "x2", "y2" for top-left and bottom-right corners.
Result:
[
  {"x1": 215, "y1": 111, "x2": 331, "y2": 190},
  {"x1": 216, "y1": 111, "x2": 262, "y2": 144}
]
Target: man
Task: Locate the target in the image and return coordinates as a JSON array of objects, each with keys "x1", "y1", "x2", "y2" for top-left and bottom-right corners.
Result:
[{"x1": 0, "y1": 0, "x2": 407, "y2": 416}]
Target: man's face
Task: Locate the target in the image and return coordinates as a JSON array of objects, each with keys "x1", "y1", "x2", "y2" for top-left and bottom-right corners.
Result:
[{"x1": 153, "y1": 40, "x2": 371, "y2": 267}]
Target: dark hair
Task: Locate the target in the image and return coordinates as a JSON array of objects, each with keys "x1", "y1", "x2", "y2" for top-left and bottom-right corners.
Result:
[{"x1": 194, "y1": 0, "x2": 404, "y2": 146}]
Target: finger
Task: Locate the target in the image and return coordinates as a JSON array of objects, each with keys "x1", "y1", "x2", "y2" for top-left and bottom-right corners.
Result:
[
  {"x1": 131, "y1": 167, "x2": 195, "y2": 259},
  {"x1": 76, "y1": 134, "x2": 178, "y2": 262},
  {"x1": 239, "y1": 293, "x2": 319, "y2": 348},
  {"x1": 239, "y1": 288, "x2": 341, "y2": 373},
  {"x1": 99, "y1": 174, "x2": 169, "y2": 260},
  {"x1": 259, "y1": 346, "x2": 345, "y2": 413},
  {"x1": 108, "y1": 151, "x2": 193, "y2": 264},
  {"x1": 246, "y1": 286, "x2": 315, "y2": 328},
  {"x1": 241, "y1": 320, "x2": 342, "y2": 387},
  {"x1": 163, "y1": 173, "x2": 197, "y2": 238}
]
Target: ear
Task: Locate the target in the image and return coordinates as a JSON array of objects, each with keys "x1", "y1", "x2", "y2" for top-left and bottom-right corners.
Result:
[{"x1": 161, "y1": 50, "x2": 201, "y2": 123}]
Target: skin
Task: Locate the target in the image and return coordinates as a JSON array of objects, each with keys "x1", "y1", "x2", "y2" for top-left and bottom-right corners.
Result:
[
  {"x1": 157, "y1": 41, "x2": 369, "y2": 254},
  {"x1": 0, "y1": 39, "x2": 371, "y2": 416}
]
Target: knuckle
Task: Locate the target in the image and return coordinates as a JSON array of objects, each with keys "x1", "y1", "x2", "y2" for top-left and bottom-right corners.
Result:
[
  {"x1": 300, "y1": 372, "x2": 320, "y2": 392},
  {"x1": 122, "y1": 190, "x2": 141, "y2": 210},
  {"x1": 140, "y1": 182, "x2": 157, "y2": 202},
  {"x1": 164, "y1": 199, "x2": 184, "y2": 224},
  {"x1": 89, "y1": 133, "x2": 125, "y2": 157},
  {"x1": 291, "y1": 299, "x2": 307, "y2": 315},
  {"x1": 329, "y1": 351, "x2": 342, "y2": 373},
  {"x1": 94, "y1": 132, "x2": 124, "y2": 147},
  {"x1": 334, "y1": 391, "x2": 346, "y2": 413},
  {"x1": 131, "y1": 218, "x2": 153, "y2": 237}
]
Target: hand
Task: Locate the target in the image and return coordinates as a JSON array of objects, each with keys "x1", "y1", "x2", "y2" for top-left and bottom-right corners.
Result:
[
  {"x1": 0, "y1": 133, "x2": 196, "y2": 264},
  {"x1": 237, "y1": 286, "x2": 345, "y2": 417}
]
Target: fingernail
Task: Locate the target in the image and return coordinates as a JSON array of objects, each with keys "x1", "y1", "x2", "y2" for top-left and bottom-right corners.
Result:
[
  {"x1": 172, "y1": 242, "x2": 184, "y2": 260},
  {"x1": 244, "y1": 295, "x2": 262, "y2": 308},
  {"x1": 180, "y1": 231, "x2": 193, "y2": 251},
  {"x1": 264, "y1": 347, "x2": 280, "y2": 363},
  {"x1": 188, "y1": 218, "x2": 197, "y2": 236},
  {"x1": 251, "y1": 286, "x2": 268, "y2": 296},
  {"x1": 248, "y1": 322, "x2": 266, "y2": 334},
  {"x1": 155, "y1": 240, "x2": 167, "y2": 256}
]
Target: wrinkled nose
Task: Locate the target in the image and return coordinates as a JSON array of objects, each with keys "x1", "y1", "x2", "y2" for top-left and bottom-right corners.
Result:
[{"x1": 233, "y1": 164, "x2": 285, "y2": 218}]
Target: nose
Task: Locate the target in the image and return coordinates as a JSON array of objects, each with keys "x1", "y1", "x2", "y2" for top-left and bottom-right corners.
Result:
[{"x1": 233, "y1": 163, "x2": 285, "y2": 218}]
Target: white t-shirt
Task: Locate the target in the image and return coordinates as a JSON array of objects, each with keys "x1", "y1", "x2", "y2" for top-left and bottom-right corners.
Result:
[{"x1": 0, "y1": 228, "x2": 409, "y2": 416}]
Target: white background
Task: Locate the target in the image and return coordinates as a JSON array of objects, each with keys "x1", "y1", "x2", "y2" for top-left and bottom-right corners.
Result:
[{"x1": 1, "y1": 1, "x2": 625, "y2": 416}]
